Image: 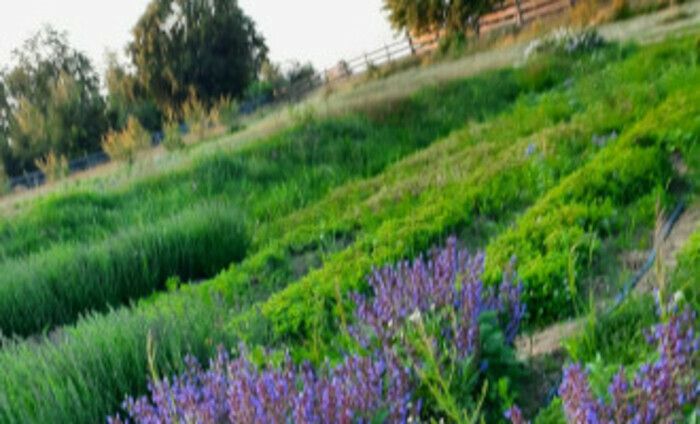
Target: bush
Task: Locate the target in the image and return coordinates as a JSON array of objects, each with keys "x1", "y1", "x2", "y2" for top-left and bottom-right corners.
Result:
[
  {"x1": 161, "y1": 121, "x2": 184, "y2": 151},
  {"x1": 210, "y1": 96, "x2": 240, "y2": 132},
  {"x1": 34, "y1": 151, "x2": 69, "y2": 183},
  {"x1": 102, "y1": 116, "x2": 151, "y2": 164},
  {"x1": 0, "y1": 163, "x2": 10, "y2": 195},
  {"x1": 182, "y1": 91, "x2": 210, "y2": 142}
]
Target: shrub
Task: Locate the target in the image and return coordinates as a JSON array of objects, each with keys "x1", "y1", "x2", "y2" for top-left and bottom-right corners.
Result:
[
  {"x1": 34, "y1": 151, "x2": 69, "y2": 183},
  {"x1": 102, "y1": 116, "x2": 151, "y2": 164},
  {"x1": 0, "y1": 163, "x2": 9, "y2": 195},
  {"x1": 182, "y1": 91, "x2": 210, "y2": 142},
  {"x1": 211, "y1": 96, "x2": 240, "y2": 131},
  {"x1": 161, "y1": 121, "x2": 184, "y2": 151}
]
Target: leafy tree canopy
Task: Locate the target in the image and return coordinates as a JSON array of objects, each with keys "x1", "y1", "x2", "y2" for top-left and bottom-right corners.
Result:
[
  {"x1": 104, "y1": 51, "x2": 162, "y2": 132},
  {"x1": 0, "y1": 26, "x2": 106, "y2": 175},
  {"x1": 129, "y1": 0, "x2": 268, "y2": 113},
  {"x1": 383, "y1": 0, "x2": 498, "y2": 36}
]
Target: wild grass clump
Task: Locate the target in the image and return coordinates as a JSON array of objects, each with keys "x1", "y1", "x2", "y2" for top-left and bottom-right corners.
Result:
[
  {"x1": 0, "y1": 203, "x2": 248, "y2": 338},
  {"x1": 161, "y1": 120, "x2": 185, "y2": 151},
  {"x1": 34, "y1": 151, "x2": 69, "y2": 183},
  {"x1": 102, "y1": 116, "x2": 151, "y2": 164}
]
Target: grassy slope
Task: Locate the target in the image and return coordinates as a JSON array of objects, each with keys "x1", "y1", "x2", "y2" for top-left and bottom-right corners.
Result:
[
  {"x1": 1, "y1": 0, "x2": 698, "y2": 219},
  {"x1": 1, "y1": 35, "x2": 699, "y2": 423},
  {"x1": 0, "y1": 71, "x2": 525, "y2": 339},
  {"x1": 0, "y1": 63, "x2": 546, "y2": 423}
]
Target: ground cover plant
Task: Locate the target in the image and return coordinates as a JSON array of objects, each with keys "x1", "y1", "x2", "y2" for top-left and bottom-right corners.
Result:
[{"x1": 0, "y1": 31, "x2": 699, "y2": 424}]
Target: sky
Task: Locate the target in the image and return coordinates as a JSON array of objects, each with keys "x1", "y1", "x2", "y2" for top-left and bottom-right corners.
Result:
[{"x1": 0, "y1": 0, "x2": 401, "y2": 77}]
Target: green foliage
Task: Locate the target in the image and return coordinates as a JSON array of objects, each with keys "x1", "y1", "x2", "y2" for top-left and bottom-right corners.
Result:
[
  {"x1": 0, "y1": 203, "x2": 248, "y2": 338},
  {"x1": 1, "y1": 34, "x2": 699, "y2": 424},
  {"x1": 0, "y1": 161, "x2": 10, "y2": 194},
  {"x1": 0, "y1": 26, "x2": 107, "y2": 175},
  {"x1": 383, "y1": 0, "x2": 495, "y2": 35},
  {"x1": 533, "y1": 399, "x2": 566, "y2": 423},
  {"x1": 34, "y1": 151, "x2": 69, "y2": 183},
  {"x1": 483, "y1": 84, "x2": 700, "y2": 326},
  {"x1": 129, "y1": 0, "x2": 268, "y2": 110},
  {"x1": 101, "y1": 116, "x2": 151, "y2": 164},
  {"x1": 162, "y1": 121, "x2": 185, "y2": 151},
  {"x1": 104, "y1": 51, "x2": 162, "y2": 133},
  {"x1": 565, "y1": 295, "x2": 657, "y2": 366}
]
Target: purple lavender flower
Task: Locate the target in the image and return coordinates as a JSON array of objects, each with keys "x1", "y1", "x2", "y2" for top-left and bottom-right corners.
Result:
[
  {"x1": 505, "y1": 405, "x2": 529, "y2": 424},
  {"x1": 351, "y1": 237, "x2": 524, "y2": 358},
  {"x1": 559, "y1": 308, "x2": 699, "y2": 423},
  {"x1": 109, "y1": 238, "x2": 523, "y2": 424},
  {"x1": 559, "y1": 364, "x2": 605, "y2": 423}
]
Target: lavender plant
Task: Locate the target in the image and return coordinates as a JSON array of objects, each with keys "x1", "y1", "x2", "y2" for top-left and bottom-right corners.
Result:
[
  {"x1": 110, "y1": 237, "x2": 525, "y2": 423},
  {"x1": 351, "y1": 237, "x2": 525, "y2": 421},
  {"x1": 559, "y1": 307, "x2": 699, "y2": 423},
  {"x1": 109, "y1": 348, "x2": 416, "y2": 424}
]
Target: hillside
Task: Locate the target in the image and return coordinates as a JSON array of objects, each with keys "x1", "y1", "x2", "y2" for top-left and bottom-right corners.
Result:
[{"x1": 1, "y1": 8, "x2": 699, "y2": 424}]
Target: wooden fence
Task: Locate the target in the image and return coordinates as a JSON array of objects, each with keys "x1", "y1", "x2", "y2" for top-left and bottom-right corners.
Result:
[
  {"x1": 321, "y1": 0, "x2": 573, "y2": 85},
  {"x1": 480, "y1": 0, "x2": 573, "y2": 33}
]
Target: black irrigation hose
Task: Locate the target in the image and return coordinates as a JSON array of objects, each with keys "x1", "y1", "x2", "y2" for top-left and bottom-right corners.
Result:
[
  {"x1": 543, "y1": 201, "x2": 686, "y2": 404},
  {"x1": 610, "y1": 201, "x2": 686, "y2": 312}
]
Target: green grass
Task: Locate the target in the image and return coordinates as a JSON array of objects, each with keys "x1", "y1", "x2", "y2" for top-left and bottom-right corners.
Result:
[
  {"x1": 0, "y1": 203, "x2": 248, "y2": 338},
  {"x1": 0, "y1": 70, "x2": 522, "y2": 262},
  {"x1": 0, "y1": 69, "x2": 528, "y2": 339},
  {"x1": 0, "y1": 34, "x2": 699, "y2": 424},
  {"x1": 0, "y1": 56, "x2": 565, "y2": 423}
]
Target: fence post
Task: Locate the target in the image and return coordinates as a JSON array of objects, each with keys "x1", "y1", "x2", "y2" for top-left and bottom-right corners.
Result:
[
  {"x1": 407, "y1": 34, "x2": 416, "y2": 55},
  {"x1": 385, "y1": 44, "x2": 391, "y2": 63},
  {"x1": 515, "y1": 0, "x2": 524, "y2": 26},
  {"x1": 364, "y1": 53, "x2": 370, "y2": 70}
]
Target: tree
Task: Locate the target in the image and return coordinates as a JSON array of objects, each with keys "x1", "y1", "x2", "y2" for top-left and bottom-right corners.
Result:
[
  {"x1": 129, "y1": 0, "x2": 268, "y2": 113},
  {"x1": 383, "y1": 0, "x2": 498, "y2": 36},
  {"x1": 104, "y1": 51, "x2": 162, "y2": 133},
  {"x1": 0, "y1": 26, "x2": 107, "y2": 174}
]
